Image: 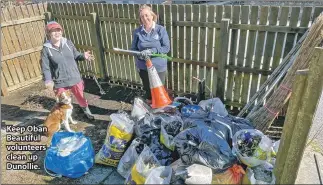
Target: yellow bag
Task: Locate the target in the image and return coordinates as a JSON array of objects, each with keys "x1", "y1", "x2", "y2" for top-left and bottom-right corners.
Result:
[
  {"x1": 95, "y1": 113, "x2": 134, "y2": 167},
  {"x1": 125, "y1": 146, "x2": 160, "y2": 185}
]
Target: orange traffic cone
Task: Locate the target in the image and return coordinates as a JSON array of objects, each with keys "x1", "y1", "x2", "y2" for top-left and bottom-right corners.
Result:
[{"x1": 146, "y1": 59, "x2": 172, "y2": 108}]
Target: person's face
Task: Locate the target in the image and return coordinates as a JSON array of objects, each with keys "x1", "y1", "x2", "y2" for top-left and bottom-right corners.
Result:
[
  {"x1": 49, "y1": 28, "x2": 62, "y2": 42},
  {"x1": 140, "y1": 8, "x2": 153, "y2": 28}
]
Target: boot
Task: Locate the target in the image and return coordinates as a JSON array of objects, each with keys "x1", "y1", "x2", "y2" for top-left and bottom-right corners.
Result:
[{"x1": 82, "y1": 106, "x2": 95, "y2": 120}]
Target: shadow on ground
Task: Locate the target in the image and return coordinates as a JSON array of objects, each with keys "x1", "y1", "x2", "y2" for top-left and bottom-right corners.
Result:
[{"x1": 83, "y1": 78, "x2": 146, "y2": 104}]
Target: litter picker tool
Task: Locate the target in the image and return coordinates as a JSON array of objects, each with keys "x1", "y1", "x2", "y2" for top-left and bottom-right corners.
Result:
[
  {"x1": 113, "y1": 48, "x2": 172, "y2": 108},
  {"x1": 314, "y1": 154, "x2": 322, "y2": 185},
  {"x1": 113, "y1": 48, "x2": 173, "y2": 61},
  {"x1": 85, "y1": 59, "x2": 106, "y2": 95}
]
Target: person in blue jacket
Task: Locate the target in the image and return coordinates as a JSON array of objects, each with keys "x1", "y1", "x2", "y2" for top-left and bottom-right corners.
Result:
[{"x1": 131, "y1": 4, "x2": 170, "y2": 104}]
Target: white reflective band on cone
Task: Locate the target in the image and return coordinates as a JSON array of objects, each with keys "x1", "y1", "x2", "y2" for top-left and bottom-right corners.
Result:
[{"x1": 148, "y1": 66, "x2": 163, "y2": 88}]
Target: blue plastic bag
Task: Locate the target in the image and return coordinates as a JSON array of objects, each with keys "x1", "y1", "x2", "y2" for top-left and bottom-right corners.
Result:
[
  {"x1": 181, "y1": 105, "x2": 207, "y2": 118},
  {"x1": 44, "y1": 132, "x2": 94, "y2": 178}
]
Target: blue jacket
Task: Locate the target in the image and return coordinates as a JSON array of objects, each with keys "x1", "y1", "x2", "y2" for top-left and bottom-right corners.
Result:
[
  {"x1": 131, "y1": 23, "x2": 170, "y2": 72},
  {"x1": 41, "y1": 37, "x2": 85, "y2": 88}
]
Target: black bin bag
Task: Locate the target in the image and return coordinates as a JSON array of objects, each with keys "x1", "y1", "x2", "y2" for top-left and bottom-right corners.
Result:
[{"x1": 173, "y1": 126, "x2": 237, "y2": 173}]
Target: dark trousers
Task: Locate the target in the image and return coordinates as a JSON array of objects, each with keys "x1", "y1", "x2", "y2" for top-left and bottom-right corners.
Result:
[{"x1": 139, "y1": 69, "x2": 166, "y2": 100}]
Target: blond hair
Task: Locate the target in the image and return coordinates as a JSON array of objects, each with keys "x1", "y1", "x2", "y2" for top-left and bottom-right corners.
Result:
[{"x1": 139, "y1": 4, "x2": 158, "y2": 25}]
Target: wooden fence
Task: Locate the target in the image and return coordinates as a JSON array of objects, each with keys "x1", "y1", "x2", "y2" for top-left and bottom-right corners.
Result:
[
  {"x1": 2, "y1": 2, "x2": 323, "y2": 111},
  {"x1": 46, "y1": 3, "x2": 323, "y2": 108},
  {"x1": 1, "y1": 3, "x2": 47, "y2": 96}
]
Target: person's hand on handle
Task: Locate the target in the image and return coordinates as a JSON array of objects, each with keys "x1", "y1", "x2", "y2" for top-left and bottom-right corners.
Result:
[
  {"x1": 84, "y1": 50, "x2": 95, "y2": 61},
  {"x1": 139, "y1": 49, "x2": 153, "y2": 60}
]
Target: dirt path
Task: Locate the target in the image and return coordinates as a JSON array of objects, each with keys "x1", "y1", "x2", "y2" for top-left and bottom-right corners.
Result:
[{"x1": 1, "y1": 79, "x2": 142, "y2": 184}]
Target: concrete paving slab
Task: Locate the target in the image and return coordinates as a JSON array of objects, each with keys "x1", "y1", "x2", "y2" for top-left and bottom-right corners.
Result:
[
  {"x1": 296, "y1": 92, "x2": 323, "y2": 184},
  {"x1": 76, "y1": 165, "x2": 114, "y2": 184},
  {"x1": 102, "y1": 170, "x2": 125, "y2": 184},
  {"x1": 296, "y1": 148, "x2": 323, "y2": 184}
]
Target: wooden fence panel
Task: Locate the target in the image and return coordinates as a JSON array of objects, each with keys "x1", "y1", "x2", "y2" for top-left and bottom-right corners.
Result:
[
  {"x1": 172, "y1": 4, "x2": 179, "y2": 92},
  {"x1": 124, "y1": 4, "x2": 136, "y2": 84},
  {"x1": 1, "y1": 3, "x2": 46, "y2": 95},
  {"x1": 233, "y1": 6, "x2": 249, "y2": 104},
  {"x1": 184, "y1": 4, "x2": 192, "y2": 93},
  {"x1": 213, "y1": 5, "x2": 223, "y2": 96},
  {"x1": 106, "y1": 3, "x2": 116, "y2": 80},
  {"x1": 3, "y1": 2, "x2": 321, "y2": 104},
  {"x1": 249, "y1": 6, "x2": 268, "y2": 100},
  {"x1": 178, "y1": 5, "x2": 185, "y2": 92},
  {"x1": 283, "y1": 7, "x2": 300, "y2": 58},
  {"x1": 272, "y1": 6, "x2": 289, "y2": 69},
  {"x1": 191, "y1": 5, "x2": 199, "y2": 93},
  {"x1": 15, "y1": 6, "x2": 31, "y2": 81},
  {"x1": 260, "y1": 6, "x2": 279, "y2": 85},
  {"x1": 206, "y1": 5, "x2": 215, "y2": 97},
  {"x1": 297, "y1": 7, "x2": 312, "y2": 42},
  {"x1": 226, "y1": 5, "x2": 239, "y2": 103},
  {"x1": 199, "y1": 5, "x2": 207, "y2": 88},
  {"x1": 98, "y1": 3, "x2": 110, "y2": 79}
]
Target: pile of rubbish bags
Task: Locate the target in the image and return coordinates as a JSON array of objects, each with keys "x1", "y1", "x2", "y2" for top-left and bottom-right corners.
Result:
[{"x1": 95, "y1": 97, "x2": 280, "y2": 184}]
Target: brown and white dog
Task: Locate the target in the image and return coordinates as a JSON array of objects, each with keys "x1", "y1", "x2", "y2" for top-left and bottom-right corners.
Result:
[{"x1": 44, "y1": 90, "x2": 77, "y2": 140}]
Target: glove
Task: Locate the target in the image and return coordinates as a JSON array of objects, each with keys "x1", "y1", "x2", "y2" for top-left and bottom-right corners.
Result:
[
  {"x1": 45, "y1": 81, "x2": 54, "y2": 90},
  {"x1": 138, "y1": 49, "x2": 153, "y2": 60}
]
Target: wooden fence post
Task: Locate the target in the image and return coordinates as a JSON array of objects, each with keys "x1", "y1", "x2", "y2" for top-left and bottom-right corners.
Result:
[
  {"x1": 279, "y1": 47, "x2": 323, "y2": 184},
  {"x1": 216, "y1": 18, "x2": 230, "y2": 101},
  {"x1": 44, "y1": 12, "x2": 52, "y2": 23},
  {"x1": 89, "y1": 12, "x2": 107, "y2": 79},
  {"x1": 274, "y1": 70, "x2": 308, "y2": 183}
]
